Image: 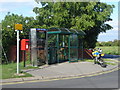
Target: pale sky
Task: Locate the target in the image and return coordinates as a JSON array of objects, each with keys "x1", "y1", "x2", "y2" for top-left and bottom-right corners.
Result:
[
  {"x1": 0, "y1": 0, "x2": 119, "y2": 41},
  {"x1": 98, "y1": 0, "x2": 119, "y2": 41}
]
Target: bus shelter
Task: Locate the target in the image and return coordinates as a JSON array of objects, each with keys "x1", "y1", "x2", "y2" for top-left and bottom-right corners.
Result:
[
  {"x1": 30, "y1": 28, "x2": 85, "y2": 66},
  {"x1": 47, "y1": 28, "x2": 85, "y2": 64}
]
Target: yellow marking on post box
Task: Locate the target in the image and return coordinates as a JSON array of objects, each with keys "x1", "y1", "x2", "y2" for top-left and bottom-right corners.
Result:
[{"x1": 15, "y1": 24, "x2": 23, "y2": 30}]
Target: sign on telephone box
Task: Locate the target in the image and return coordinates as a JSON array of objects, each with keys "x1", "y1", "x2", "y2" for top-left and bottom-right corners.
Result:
[
  {"x1": 15, "y1": 24, "x2": 23, "y2": 30},
  {"x1": 21, "y1": 39, "x2": 29, "y2": 50}
]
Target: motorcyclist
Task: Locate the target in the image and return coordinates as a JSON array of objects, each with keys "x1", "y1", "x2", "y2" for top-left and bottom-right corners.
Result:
[
  {"x1": 97, "y1": 48, "x2": 102, "y2": 59},
  {"x1": 92, "y1": 48, "x2": 107, "y2": 67},
  {"x1": 92, "y1": 49, "x2": 100, "y2": 64}
]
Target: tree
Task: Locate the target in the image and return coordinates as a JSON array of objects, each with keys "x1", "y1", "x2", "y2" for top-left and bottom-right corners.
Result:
[
  {"x1": 33, "y1": 2, "x2": 114, "y2": 48},
  {"x1": 96, "y1": 40, "x2": 119, "y2": 46},
  {"x1": 2, "y1": 13, "x2": 24, "y2": 53},
  {"x1": 112, "y1": 39, "x2": 119, "y2": 46},
  {"x1": 2, "y1": 12, "x2": 35, "y2": 63}
]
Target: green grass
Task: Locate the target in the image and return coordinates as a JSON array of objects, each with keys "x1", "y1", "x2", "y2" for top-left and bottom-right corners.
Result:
[
  {"x1": 79, "y1": 59, "x2": 118, "y2": 66},
  {"x1": 105, "y1": 62, "x2": 117, "y2": 65},
  {"x1": 103, "y1": 59, "x2": 118, "y2": 62},
  {"x1": 79, "y1": 59, "x2": 93, "y2": 62},
  {"x1": 96, "y1": 46, "x2": 119, "y2": 55},
  {"x1": 0, "y1": 60, "x2": 39, "y2": 79},
  {"x1": 0, "y1": 65, "x2": 2, "y2": 79}
]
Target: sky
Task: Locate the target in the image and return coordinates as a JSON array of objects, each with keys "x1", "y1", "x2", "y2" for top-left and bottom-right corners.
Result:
[
  {"x1": 98, "y1": 0, "x2": 119, "y2": 42},
  {"x1": 0, "y1": 0, "x2": 119, "y2": 42}
]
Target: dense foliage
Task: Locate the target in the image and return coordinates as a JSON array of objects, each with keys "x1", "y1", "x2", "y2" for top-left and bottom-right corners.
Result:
[
  {"x1": 33, "y1": 2, "x2": 114, "y2": 48},
  {"x1": 1, "y1": 12, "x2": 36, "y2": 63}
]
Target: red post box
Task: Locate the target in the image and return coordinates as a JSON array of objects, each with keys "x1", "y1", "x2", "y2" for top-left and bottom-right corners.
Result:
[{"x1": 21, "y1": 39, "x2": 29, "y2": 50}]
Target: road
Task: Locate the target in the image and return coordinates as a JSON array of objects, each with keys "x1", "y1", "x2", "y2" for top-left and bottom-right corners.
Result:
[{"x1": 2, "y1": 69, "x2": 119, "y2": 88}]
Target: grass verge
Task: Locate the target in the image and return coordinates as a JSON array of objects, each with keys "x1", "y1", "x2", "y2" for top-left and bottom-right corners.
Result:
[
  {"x1": 96, "y1": 46, "x2": 119, "y2": 55},
  {"x1": 1, "y1": 60, "x2": 39, "y2": 79},
  {"x1": 79, "y1": 59, "x2": 118, "y2": 66}
]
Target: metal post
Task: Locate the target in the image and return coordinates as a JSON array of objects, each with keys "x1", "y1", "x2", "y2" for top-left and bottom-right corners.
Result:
[
  {"x1": 17, "y1": 30, "x2": 20, "y2": 74},
  {"x1": 23, "y1": 51, "x2": 26, "y2": 67},
  {"x1": 63, "y1": 35, "x2": 65, "y2": 60},
  {"x1": 68, "y1": 35, "x2": 70, "y2": 62},
  {"x1": 77, "y1": 35, "x2": 79, "y2": 61},
  {"x1": 81, "y1": 39, "x2": 83, "y2": 60},
  {"x1": 56, "y1": 34, "x2": 59, "y2": 63},
  {"x1": 45, "y1": 32, "x2": 48, "y2": 65}
]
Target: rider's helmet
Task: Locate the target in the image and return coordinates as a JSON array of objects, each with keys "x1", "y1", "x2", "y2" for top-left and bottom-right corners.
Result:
[{"x1": 98, "y1": 48, "x2": 102, "y2": 53}]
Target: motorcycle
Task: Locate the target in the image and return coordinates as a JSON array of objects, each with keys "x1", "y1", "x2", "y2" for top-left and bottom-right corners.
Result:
[{"x1": 92, "y1": 51, "x2": 107, "y2": 68}]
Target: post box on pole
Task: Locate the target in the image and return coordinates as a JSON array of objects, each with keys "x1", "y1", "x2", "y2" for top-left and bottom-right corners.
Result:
[{"x1": 21, "y1": 39, "x2": 29, "y2": 67}]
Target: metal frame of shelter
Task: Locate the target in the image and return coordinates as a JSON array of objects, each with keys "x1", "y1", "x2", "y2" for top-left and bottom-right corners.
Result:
[
  {"x1": 30, "y1": 28, "x2": 85, "y2": 66},
  {"x1": 47, "y1": 28, "x2": 85, "y2": 64}
]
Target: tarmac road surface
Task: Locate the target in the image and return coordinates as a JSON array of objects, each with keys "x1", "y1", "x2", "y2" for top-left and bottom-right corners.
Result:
[{"x1": 2, "y1": 69, "x2": 119, "y2": 88}]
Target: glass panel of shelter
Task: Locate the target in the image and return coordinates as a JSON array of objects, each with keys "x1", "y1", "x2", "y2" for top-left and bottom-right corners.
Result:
[
  {"x1": 58, "y1": 34, "x2": 69, "y2": 62},
  {"x1": 47, "y1": 34, "x2": 70, "y2": 64},
  {"x1": 36, "y1": 30, "x2": 46, "y2": 65},
  {"x1": 47, "y1": 34, "x2": 57, "y2": 64},
  {"x1": 69, "y1": 34, "x2": 79, "y2": 62}
]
